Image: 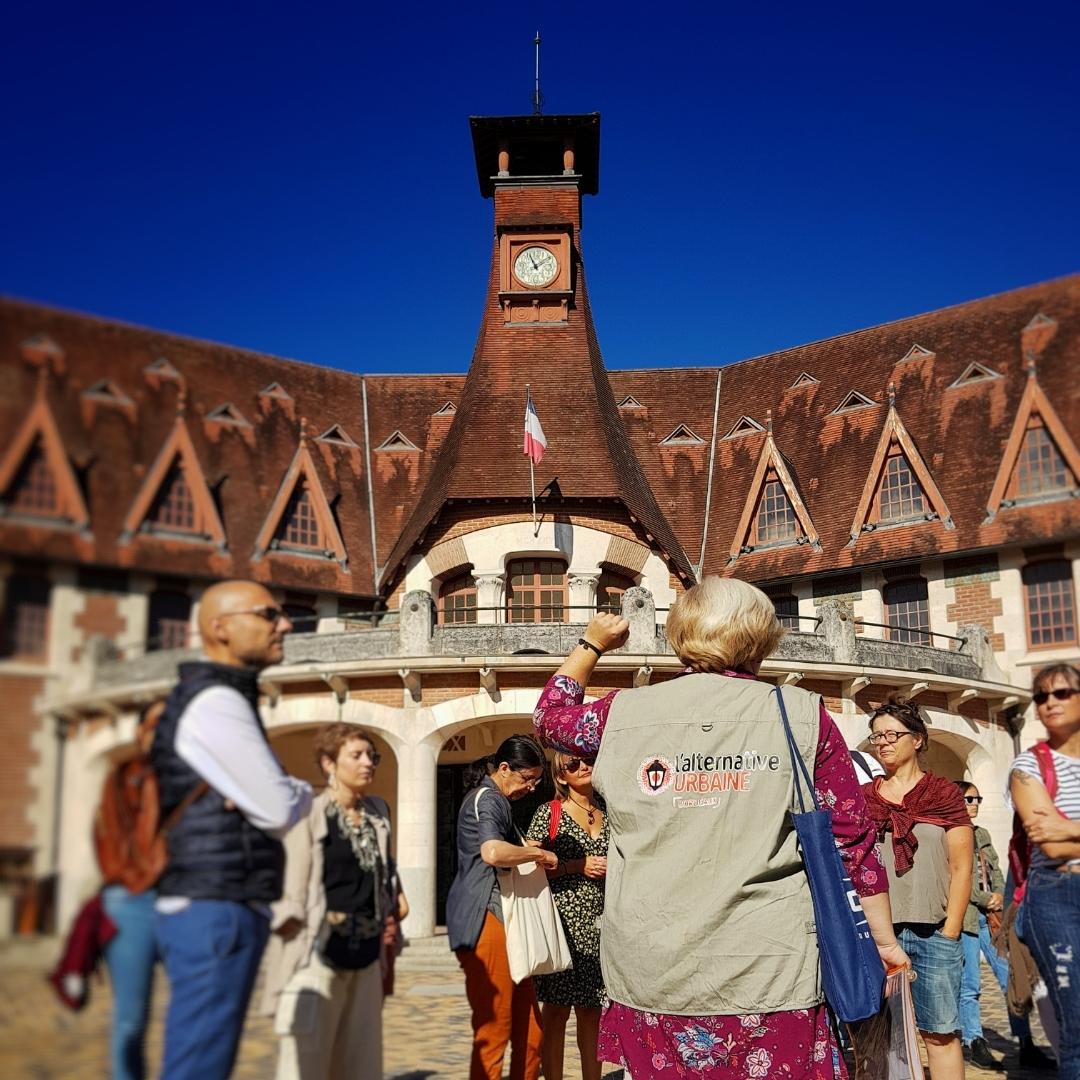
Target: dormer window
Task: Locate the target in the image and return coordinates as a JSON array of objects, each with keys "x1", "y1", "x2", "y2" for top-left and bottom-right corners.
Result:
[
  {"x1": 4, "y1": 441, "x2": 58, "y2": 516},
  {"x1": 147, "y1": 465, "x2": 197, "y2": 532},
  {"x1": 1013, "y1": 419, "x2": 1073, "y2": 500},
  {"x1": 878, "y1": 449, "x2": 926, "y2": 522},
  {"x1": 754, "y1": 477, "x2": 799, "y2": 544},
  {"x1": 276, "y1": 482, "x2": 321, "y2": 550}
]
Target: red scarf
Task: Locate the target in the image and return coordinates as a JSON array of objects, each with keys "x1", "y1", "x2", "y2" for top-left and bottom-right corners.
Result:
[{"x1": 862, "y1": 772, "x2": 971, "y2": 876}]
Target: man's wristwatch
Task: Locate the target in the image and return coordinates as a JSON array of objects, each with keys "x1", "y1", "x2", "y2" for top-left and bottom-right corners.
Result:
[{"x1": 577, "y1": 638, "x2": 604, "y2": 659}]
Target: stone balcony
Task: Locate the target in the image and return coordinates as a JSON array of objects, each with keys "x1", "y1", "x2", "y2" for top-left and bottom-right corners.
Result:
[{"x1": 84, "y1": 588, "x2": 1011, "y2": 705}]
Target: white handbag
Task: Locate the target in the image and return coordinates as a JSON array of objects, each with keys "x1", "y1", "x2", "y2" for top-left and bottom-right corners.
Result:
[{"x1": 474, "y1": 789, "x2": 573, "y2": 984}]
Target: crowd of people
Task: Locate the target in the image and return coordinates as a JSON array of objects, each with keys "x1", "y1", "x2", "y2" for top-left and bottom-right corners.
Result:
[{"x1": 73, "y1": 575, "x2": 1079, "y2": 1080}]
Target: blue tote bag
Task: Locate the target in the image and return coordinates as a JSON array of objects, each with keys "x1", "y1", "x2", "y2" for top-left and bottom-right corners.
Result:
[{"x1": 774, "y1": 687, "x2": 885, "y2": 1024}]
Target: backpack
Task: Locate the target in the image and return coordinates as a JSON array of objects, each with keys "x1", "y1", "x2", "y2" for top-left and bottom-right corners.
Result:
[
  {"x1": 1006, "y1": 741, "x2": 1063, "y2": 905},
  {"x1": 92, "y1": 702, "x2": 208, "y2": 894}
]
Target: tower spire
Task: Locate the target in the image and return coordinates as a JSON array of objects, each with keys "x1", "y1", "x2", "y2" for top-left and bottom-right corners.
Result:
[{"x1": 532, "y1": 31, "x2": 543, "y2": 115}]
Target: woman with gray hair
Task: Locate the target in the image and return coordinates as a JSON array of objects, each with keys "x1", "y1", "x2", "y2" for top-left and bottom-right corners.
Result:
[{"x1": 533, "y1": 576, "x2": 907, "y2": 1080}]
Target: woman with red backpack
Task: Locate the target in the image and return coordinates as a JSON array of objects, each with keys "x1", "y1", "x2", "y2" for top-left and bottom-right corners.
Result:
[
  {"x1": 1010, "y1": 663, "x2": 1080, "y2": 1079},
  {"x1": 525, "y1": 750, "x2": 608, "y2": 1080}
]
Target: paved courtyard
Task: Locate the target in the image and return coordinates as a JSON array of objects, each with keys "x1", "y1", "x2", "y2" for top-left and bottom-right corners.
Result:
[{"x1": 0, "y1": 936, "x2": 1055, "y2": 1078}]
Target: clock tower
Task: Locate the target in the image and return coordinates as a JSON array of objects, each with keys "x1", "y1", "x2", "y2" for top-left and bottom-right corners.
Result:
[{"x1": 470, "y1": 113, "x2": 599, "y2": 325}]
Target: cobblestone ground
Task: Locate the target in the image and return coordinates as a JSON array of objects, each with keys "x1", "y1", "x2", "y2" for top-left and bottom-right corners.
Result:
[{"x1": 0, "y1": 937, "x2": 1055, "y2": 1078}]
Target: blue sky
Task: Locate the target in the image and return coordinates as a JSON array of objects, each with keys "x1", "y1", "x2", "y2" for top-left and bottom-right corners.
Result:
[{"x1": 3, "y1": 3, "x2": 1078, "y2": 374}]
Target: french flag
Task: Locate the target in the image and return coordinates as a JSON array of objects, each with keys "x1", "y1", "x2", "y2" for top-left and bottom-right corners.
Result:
[{"x1": 523, "y1": 391, "x2": 547, "y2": 465}]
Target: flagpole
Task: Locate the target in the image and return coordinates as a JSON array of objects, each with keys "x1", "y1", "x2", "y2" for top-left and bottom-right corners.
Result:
[{"x1": 526, "y1": 384, "x2": 538, "y2": 535}]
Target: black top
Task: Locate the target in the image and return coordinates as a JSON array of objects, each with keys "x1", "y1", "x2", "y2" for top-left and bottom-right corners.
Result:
[{"x1": 322, "y1": 813, "x2": 376, "y2": 917}]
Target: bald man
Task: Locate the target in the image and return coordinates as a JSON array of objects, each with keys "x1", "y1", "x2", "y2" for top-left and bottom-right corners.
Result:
[{"x1": 151, "y1": 580, "x2": 312, "y2": 1080}]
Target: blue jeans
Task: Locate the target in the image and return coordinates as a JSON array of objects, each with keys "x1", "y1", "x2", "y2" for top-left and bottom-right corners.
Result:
[
  {"x1": 960, "y1": 913, "x2": 1029, "y2": 1043},
  {"x1": 897, "y1": 924, "x2": 963, "y2": 1034},
  {"x1": 155, "y1": 900, "x2": 270, "y2": 1080},
  {"x1": 1020, "y1": 868, "x2": 1080, "y2": 1079},
  {"x1": 101, "y1": 886, "x2": 158, "y2": 1080}
]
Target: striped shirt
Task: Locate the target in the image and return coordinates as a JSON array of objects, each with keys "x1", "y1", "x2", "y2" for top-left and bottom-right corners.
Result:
[{"x1": 1011, "y1": 747, "x2": 1080, "y2": 868}]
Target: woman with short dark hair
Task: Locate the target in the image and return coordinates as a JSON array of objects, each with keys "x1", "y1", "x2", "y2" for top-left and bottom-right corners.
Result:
[
  {"x1": 447, "y1": 734, "x2": 558, "y2": 1080},
  {"x1": 1010, "y1": 663, "x2": 1080, "y2": 1078},
  {"x1": 863, "y1": 697, "x2": 973, "y2": 1080}
]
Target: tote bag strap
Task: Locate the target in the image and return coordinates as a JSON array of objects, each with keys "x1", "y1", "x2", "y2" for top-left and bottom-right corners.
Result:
[{"x1": 773, "y1": 686, "x2": 819, "y2": 814}]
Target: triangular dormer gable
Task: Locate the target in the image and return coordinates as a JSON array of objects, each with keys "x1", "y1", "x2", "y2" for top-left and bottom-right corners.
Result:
[
  {"x1": 316, "y1": 424, "x2": 358, "y2": 448},
  {"x1": 206, "y1": 402, "x2": 252, "y2": 427},
  {"x1": 723, "y1": 416, "x2": 766, "y2": 440},
  {"x1": 728, "y1": 432, "x2": 820, "y2": 563},
  {"x1": 984, "y1": 366, "x2": 1080, "y2": 521},
  {"x1": 659, "y1": 424, "x2": 704, "y2": 446},
  {"x1": 789, "y1": 372, "x2": 819, "y2": 389},
  {"x1": 1021, "y1": 313, "x2": 1058, "y2": 356},
  {"x1": 832, "y1": 390, "x2": 877, "y2": 414},
  {"x1": 20, "y1": 333, "x2": 66, "y2": 374},
  {"x1": 899, "y1": 343, "x2": 935, "y2": 362},
  {"x1": 375, "y1": 430, "x2": 420, "y2": 452},
  {"x1": 617, "y1": 394, "x2": 645, "y2": 409},
  {"x1": 120, "y1": 416, "x2": 226, "y2": 546},
  {"x1": 848, "y1": 399, "x2": 953, "y2": 542},
  {"x1": 949, "y1": 362, "x2": 1001, "y2": 388},
  {"x1": 143, "y1": 357, "x2": 184, "y2": 390},
  {"x1": 253, "y1": 434, "x2": 347, "y2": 566},
  {"x1": 0, "y1": 381, "x2": 89, "y2": 527},
  {"x1": 80, "y1": 379, "x2": 136, "y2": 424},
  {"x1": 432, "y1": 401, "x2": 458, "y2": 417},
  {"x1": 259, "y1": 382, "x2": 292, "y2": 401}
]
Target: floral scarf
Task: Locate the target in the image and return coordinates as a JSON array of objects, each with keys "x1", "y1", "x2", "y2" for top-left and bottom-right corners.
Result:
[{"x1": 325, "y1": 798, "x2": 387, "y2": 938}]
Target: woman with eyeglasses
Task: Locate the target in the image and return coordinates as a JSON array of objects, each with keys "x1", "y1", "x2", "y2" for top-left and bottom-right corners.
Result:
[
  {"x1": 262, "y1": 722, "x2": 403, "y2": 1080},
  {"x1": 862, "y1": 697, "x2": 973, "y2": 1080},
  {"x1": 524, "y1": 751, "x2": 608, "y2": 1080},
  {"x1": 447, "y1": 734, "x2": 558, "y2": 1080},
  {"x1": 955, "y1": 780, "x2": 1053, "y2": 1069},
  {"x1": 1010, "y1": 663, "x2": 1080, "y2": 1078}
]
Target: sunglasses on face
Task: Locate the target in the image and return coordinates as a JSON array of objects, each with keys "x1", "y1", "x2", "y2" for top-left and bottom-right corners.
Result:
[
  {"x1": 222, "y1": 605, "x2": 287, "y2": 624},
  {"x1": 563, "y1": 758, "x2": 587, "y2": 774},
  {"x1": 867, "y1": 730, "x2": 915, "y2": 746},
  {"x1": 964, "y1": 796, "x2": 983, "y2": 805},
  {"x1": 1033, "y1": 687, "x2": 1078, "y2": 706}
]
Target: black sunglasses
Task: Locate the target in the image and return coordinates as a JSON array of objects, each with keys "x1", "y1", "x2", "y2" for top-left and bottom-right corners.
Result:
[
  {"x1": 964, "y1": 796, "x2": 983, "y2": 805},
  {"x1": 564, "y1": 758, "x2": 586, "y2": 774},
  {"x1": 1033, "y1": 687, "x2": 1078, "y2": 706}
]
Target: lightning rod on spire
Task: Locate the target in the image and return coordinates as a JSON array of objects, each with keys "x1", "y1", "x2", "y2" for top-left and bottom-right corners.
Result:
[{"x1": 532, "y1": 31, "x2": 543, "y2": 115}]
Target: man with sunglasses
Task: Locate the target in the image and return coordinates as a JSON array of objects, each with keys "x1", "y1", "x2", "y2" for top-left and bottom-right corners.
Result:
[{"x1": 152, "y1": 580, "x2": 313, "y2": 1080}]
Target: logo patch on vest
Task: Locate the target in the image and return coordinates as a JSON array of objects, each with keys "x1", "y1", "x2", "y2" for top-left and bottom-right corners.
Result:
[{"x1": 638, "y1": 756, "x2": 674, "y2": 795}]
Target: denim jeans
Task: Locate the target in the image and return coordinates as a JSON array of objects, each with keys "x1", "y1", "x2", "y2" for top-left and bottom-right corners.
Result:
[
  {"x1": 960, "y1": 912, "x2": 1029, "y2": 1043},
  {"x1": 101, "y1": 886, "x2": 158, "y2": 1080},
  {"x1": 1019, "y1": 868, "x2": 1080, "y2": 1079},
  {"x1": 156, "y1": 900, "x2": 270, "y2": 1080},
  {"x1": 896, "y1": 924, "x2": 963, "y2": 1035}
]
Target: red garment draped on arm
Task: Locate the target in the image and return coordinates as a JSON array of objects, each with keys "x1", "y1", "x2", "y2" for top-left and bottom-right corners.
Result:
[{"x1": 862, "y1": 772, "x2": 971, "y2": 876}]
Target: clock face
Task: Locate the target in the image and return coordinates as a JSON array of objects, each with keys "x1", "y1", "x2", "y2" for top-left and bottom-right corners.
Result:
[{"x1": 513, "y1": 246, "x2": 559, "y2": 288}]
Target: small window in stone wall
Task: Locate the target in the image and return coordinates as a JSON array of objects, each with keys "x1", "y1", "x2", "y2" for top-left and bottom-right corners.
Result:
[
  {"x1": 148, "y1": 590, "x2": 191, "y2": 652},
  {"x1": 597, "y1": 568, "x2": 634, "y2": 615},
  {"x1": 1023, "y1": 560, "x2": 1077, "y2": 649},
  {"x1": 440, "y1": 573, "x2": 478, "y2": 625},
  {"x1": 884, "y1": 578, "x2": 931, "y2": 645},
  {"x1": 1, "y1": 574, "x2": 51, "y2": 659},
  {"x1": 769, "y1": 593, "x2": 801, "y2": 631}
]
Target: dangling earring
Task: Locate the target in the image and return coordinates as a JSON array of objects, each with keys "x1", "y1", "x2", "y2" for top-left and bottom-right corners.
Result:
[{"x1": 328, "y1": 771, "x2": 338, "y2": 791}]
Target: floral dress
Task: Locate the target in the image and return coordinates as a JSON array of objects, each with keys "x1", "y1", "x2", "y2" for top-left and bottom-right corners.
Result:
[
  {"x1": 533, "y1": 670, "x2": 886, "y2": 1080},
  {"x1": 525, "y1": 799, "x2": 609, "y2": 1008}
]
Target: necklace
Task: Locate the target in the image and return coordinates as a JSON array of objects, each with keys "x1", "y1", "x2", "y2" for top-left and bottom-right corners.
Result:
[{"x1": 567, "y1": 792, "x2": 598, "y2": 826}]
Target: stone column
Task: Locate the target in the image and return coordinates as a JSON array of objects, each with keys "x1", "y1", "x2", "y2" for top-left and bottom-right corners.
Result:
[
  {"x1": 394, "y1": 735, "x2": 440, "y2": 938},
  {"x1": 816, "y1": 599, "x2": 857, "y2": 665},
  {"x1": 567, "y1": 571, "x2": 600, "y2": 621},
  {"x1": 621, "y1": 586, "x2": 656, "y2": 653},
  {"x1": 399, "y1": 591, "x2": 435, "y2": 656},
  {"x1": 474, "y1": 573, "x2": 505, "y2": 625}
]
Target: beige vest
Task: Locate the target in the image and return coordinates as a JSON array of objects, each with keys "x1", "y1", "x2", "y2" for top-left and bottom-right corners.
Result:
[{"x1": 592, "y1": 674, "x2": 822, "y2": 1015}]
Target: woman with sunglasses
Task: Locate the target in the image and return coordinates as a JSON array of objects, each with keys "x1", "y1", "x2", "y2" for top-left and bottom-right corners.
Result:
[
  {"x1": 447, "y1": 734, "x2": 558, "y2": 1080},
  {"x1": 1010, "y1": 663, "x2": 1080, "y2": 1078},
  {"x1": 525, "y1": 751, "x2": 608, "y2": 1080},
  {"x1": 863, "y1": 697, "x2": 973, "y2": 1080},
  {"x1": 262, "y1": 722, "x2": 402, "y2": 1080},
  {"x1": 534, "y1": 578, "x2": 905, "y2": 1080}
]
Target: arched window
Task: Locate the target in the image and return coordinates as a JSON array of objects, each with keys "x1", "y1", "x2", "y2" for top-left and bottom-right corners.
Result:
[
  {"x1": 440, "y1": 573, "x2": 477, "y2": 625},
  {"x1": 597, "y1": 568, "x2": 635, "y2": 615},
  {"x1": 1, "y1": 572, "x2": 51, "y2": 659},
  {"x1": 1023, "y1": 560, "x2": 1077, "y2": 648},
  {"x1": 507, "y1": 559, "x2": 567, "y2": 623},
  {"x1": 883, "y1": 578, "x2": 931, "y2": 645},
  {"x1": 148, "y1": 589, "x2": 191, "y2": 652}
]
